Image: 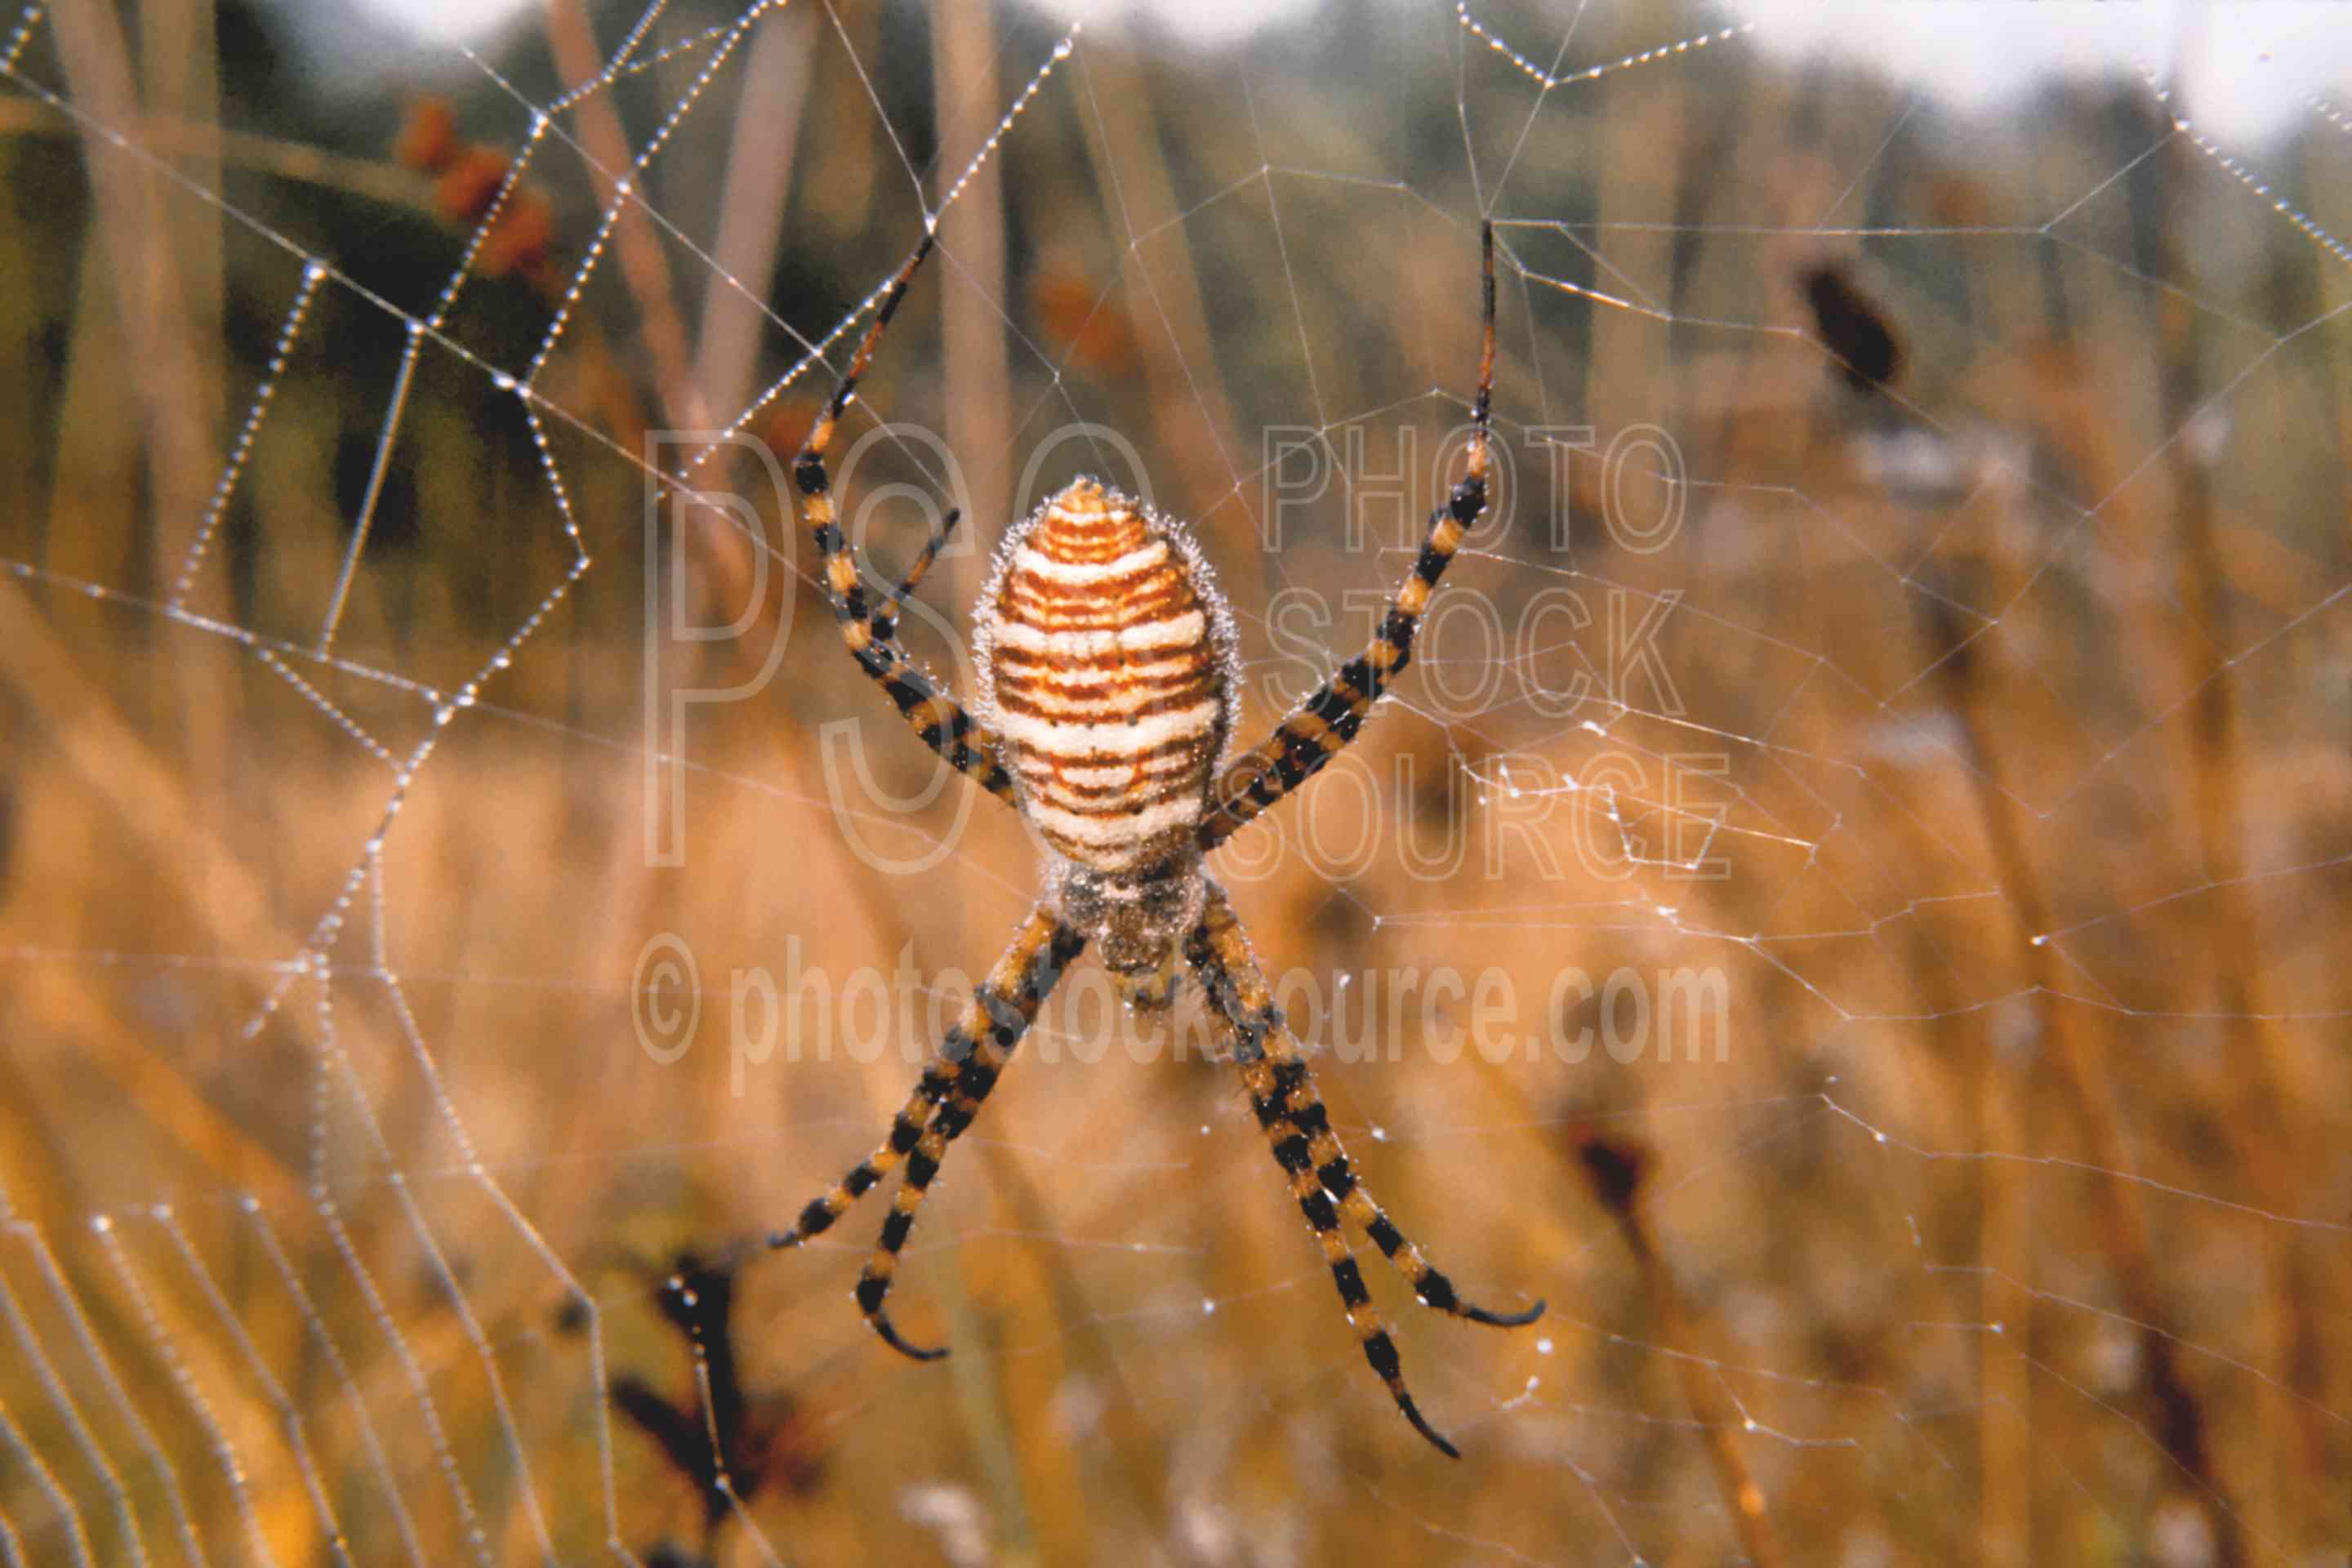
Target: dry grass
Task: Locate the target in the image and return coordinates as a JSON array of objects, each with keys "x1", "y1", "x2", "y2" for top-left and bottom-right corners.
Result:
[{"x1": 2, "y1": 2, "x2": 2348, "y2": 1563}]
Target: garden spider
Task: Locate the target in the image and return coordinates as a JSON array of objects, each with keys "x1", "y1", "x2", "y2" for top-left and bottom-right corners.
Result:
[{"x1": 768, "y1": 222, "x2": 1544, "y2": 1456}]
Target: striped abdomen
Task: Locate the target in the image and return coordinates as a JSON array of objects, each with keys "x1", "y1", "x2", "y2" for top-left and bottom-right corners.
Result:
[{"x1": 978, "y1": 479, "x2": 1233, "y2": 876}]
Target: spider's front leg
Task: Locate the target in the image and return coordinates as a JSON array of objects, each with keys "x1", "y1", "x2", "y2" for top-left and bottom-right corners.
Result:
[
  {"x1": 769, "y1": 904, "x2": 1085, "y2": 1361},
  {"x1": 1199, "y1": 222, "x2": 1496, "y2": 851},
  {"x1": 1183, "y1": 878, "x2": 1544, "y2": 1458},
  {"x1": 794, "y1": 233, "x2": 1019, "y2": 808}
]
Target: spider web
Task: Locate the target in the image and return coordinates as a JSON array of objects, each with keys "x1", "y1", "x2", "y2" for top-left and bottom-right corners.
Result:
[{"x1": 2, "y1": 0, "x2": 2349, "y2": 1561}]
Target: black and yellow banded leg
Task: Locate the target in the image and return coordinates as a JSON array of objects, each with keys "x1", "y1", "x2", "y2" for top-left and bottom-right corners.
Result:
[
  {"x1": 766, "y1": 1085, "x2": 942, "y2": 1250},
  {"x1": 850, "y1": 915, "x2": 1086, "y2": 1361},
  {"x1": 1189, "y1": 884, "x2": 1543, "y2": 1328},
  {"x1": 1269, "y1": 1057, "x2": 1544, "y2": 1324},
  {"x1": 1185, "y1": 882, "x2": 1543, "y2": 1455},
  {"x1": 872, "y1": 506, "x2": 961, "y2": 641},
  {"x1": 766, "y1": 906, "x2": 1067, "y2": 1251},
  {"x1": 793, "y1": 234, "x2": 1019, "y2": 808},
  {"x1": 1199, "y1": 224, "x2": 1496, "y2": 851},
  {"x1": 1239, "y1": 1049, "x2": 1463, "y2": 1457}
]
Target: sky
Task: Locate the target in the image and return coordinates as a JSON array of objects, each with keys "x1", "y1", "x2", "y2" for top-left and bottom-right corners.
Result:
[
  {"x1": 1734, "y1": 0, "x2": 2352, "y2": 146},
  {"x1": 326, "y1": 0, "x2": 2352, "y2": 147}
]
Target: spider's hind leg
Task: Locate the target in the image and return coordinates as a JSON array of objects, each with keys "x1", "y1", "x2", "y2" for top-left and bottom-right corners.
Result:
[
  {"x1": 768, "y1": 1090, "x2": 942, "y2": 1250},
  {"x1": 1269, "y1": 1059, "x2": 1546, "y2": 1329},
  {"x1": 1183, "y1": 879, "x2": 1544, "y2": 1458},
  {"x1": 1188, "y1": 884, "x2": 1544, "y2": 1329},
  {"x1": 768, "y1": 906, "x2": 1084, "y2": 1365},
  {"x1": 1185, "y1": 884, "x2": 1552, "y2": 1457},
  {"x1": 844, "y1": 907, "x2": 1085, "y2": 1361}
]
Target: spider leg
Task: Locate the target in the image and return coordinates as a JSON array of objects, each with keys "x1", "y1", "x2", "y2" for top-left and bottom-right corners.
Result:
[
  {"x1": 1191, "y1": 887, "x2": 1545, "y2": 1325},
  {"x1": 774, "y1": 905, "x2": 1084, "y2": 1361},
  {"x1": 1199, "y1": 223, "x2": 1496, "y2": 851},
  {"x1": 861, "y1": 911, "x2": 1085, "y2": 1359},
  {"x1": 1183, "y1": 919, "x2": 1454, "y2": 1455},
  {"x1": 1184, "y1": 881, "x2": 1544, "y2": 1456},
  {"x1": 766, "y1": 1085, "x2": 944, "y2": 1251},
  {"x1": 795, "y1": 236, "x2": 1018, "y2": 808},
  {"x1": 871, "y1": 506, "x2": 962, "y2": 643}
]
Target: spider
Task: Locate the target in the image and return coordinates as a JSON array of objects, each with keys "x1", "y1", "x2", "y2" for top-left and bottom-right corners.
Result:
[{"x1": 768, "y1": 221, "x2": 1544, "y2": 1457}]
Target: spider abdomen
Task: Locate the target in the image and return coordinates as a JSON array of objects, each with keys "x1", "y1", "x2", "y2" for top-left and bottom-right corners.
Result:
[{"x1": 976, "y1": 479, "x2": 1236, "y2": 878}]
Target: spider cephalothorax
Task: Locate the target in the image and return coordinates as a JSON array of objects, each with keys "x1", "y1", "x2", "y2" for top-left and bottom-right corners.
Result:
[
  {"x1": 768, "y1": 224, "x2": 1542, "y2": 1457},
  {"x1": 973, "y1": 477, "x2": 1238, "y2": 1001}
]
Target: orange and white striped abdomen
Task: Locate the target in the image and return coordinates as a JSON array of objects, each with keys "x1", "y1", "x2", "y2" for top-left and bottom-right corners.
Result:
[{"x1": 976, "y1": 479, "x2": 1236, "y2": 875}]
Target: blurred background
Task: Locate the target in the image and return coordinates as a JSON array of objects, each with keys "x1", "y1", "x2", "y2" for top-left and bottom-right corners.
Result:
[{"x1": 2, "y1": 1, "x2": 2349, "y2": 1562}]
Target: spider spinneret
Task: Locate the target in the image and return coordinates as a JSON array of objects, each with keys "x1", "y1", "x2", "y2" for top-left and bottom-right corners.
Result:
[{"x1": 766, "y1": 220, "x2": 1543, "y2": 1457}]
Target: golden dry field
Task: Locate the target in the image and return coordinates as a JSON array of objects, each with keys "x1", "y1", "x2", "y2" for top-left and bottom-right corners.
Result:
[{"x1": 2, "y1": 2, "x2": 2349, "y2": 1563}]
